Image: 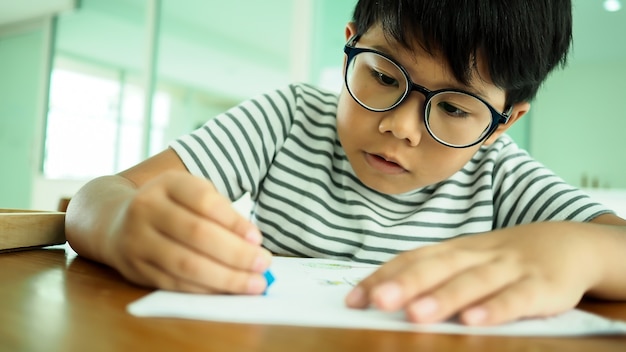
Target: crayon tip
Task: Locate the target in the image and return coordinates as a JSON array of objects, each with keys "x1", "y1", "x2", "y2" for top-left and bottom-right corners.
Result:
[
  {"x1": 262, "y1": 270, "x2": 275, "y2": 295},
  {"x1": 263, "y1": 270, "x2": 275, "y2": 287}
]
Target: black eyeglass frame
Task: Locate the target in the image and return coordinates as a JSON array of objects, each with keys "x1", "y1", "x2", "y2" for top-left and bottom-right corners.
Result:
[{"x1": 343, "y1": 35, "x2": 513, "y2": 148}]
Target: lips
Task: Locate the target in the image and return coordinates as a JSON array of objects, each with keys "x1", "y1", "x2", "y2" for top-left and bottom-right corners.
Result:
[{"x1": 364, "y1": 153, "x2": 407, "y2": 175}]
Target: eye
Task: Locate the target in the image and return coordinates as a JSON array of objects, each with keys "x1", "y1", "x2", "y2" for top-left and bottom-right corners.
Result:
[
  {"x1": 438, "y1": 101, "x2": 469, "y2": 118},
  {"x1": 369, "y1": 69, "x2": 399, "y2": 88}
]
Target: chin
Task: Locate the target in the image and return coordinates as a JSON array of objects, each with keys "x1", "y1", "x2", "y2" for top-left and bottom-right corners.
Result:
[{"x1": 359, "y1": 177, "x2": 421, "y2": 195}]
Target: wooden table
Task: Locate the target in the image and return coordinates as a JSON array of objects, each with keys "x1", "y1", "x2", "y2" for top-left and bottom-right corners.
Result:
[{"x1": 1, "y1": 244, "x2": 626, "y2": 352}]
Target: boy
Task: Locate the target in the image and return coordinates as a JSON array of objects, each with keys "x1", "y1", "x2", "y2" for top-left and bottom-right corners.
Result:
[{"x1": 66, "y1": 0, "x2": 626, "y2": 326}]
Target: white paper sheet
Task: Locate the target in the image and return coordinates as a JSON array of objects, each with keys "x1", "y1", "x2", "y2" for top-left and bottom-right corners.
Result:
[{"x1": 127, "y1": 257, "x2": 626, "y2": 336}]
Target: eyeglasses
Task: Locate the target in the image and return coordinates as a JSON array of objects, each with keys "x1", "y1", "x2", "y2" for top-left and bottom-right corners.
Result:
[{"x1": 343, "y1": 36, "x2": 512, "y2": 148}]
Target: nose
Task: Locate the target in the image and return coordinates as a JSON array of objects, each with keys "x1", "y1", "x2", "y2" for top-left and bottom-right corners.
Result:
[{"x1": 377, "y1": 94, "x2": 424, "y2": 147}]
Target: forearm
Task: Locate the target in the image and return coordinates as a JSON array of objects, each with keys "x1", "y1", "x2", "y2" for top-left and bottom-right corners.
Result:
[
  {"x1": 65, "y1": 175, "x2": 137, "y2": 266},
  {"x1": 585, "y1": 222, "x2": 626, "y2": 300}
]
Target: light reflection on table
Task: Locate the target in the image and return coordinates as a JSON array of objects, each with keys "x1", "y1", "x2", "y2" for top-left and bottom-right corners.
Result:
[{"x1": 1, "y1": 244, "x2": 625, "y2": 352}]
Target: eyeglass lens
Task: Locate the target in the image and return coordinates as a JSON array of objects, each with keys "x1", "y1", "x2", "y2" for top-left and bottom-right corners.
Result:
[{"x1": 345, "y1": 51, "x2": 494, "y2": 147}]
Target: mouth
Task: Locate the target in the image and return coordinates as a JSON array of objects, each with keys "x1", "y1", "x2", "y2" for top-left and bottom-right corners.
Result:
[{"x1": 364, "y1": 153, "x2": 407, "y2": 175}]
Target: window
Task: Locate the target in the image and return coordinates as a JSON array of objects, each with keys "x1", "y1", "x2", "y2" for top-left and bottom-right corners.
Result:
[{"x1": 43, "y1": 58, "x2": 171, "y2": 179}]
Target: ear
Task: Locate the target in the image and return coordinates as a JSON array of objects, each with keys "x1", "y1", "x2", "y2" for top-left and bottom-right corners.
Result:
[
  {"x1": 483, "y1": 101, "x2": 531, "y2": 145},
  {"x1": 342, "y1": 23, "x2": 358, "y2": 75},
  {"x1": 345, "y1": 22, "x2": 357, "y2": 41}
]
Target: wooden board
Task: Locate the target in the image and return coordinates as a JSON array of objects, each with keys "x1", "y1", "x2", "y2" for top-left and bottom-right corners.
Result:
[{"x1": 0, "y1": 209, "x2": 66, "y2": 252}]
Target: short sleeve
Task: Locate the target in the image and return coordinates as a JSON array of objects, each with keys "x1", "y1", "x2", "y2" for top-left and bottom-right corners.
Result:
[
  {"x1": 170, "y1": 85, "x2": 297, "y2": 201},
  {"x1": 489, "y1": 136, "x2": 613, "y2": 228}
]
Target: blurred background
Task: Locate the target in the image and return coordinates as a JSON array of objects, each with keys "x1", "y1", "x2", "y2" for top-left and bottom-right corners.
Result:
[{"x1": 0, "y1": 0, "x2": 624, "y2": 215}]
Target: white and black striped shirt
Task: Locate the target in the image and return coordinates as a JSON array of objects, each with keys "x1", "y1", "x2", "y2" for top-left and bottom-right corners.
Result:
[{"x1": 171, "y1": 83, "x2": 611, "y2": 264}]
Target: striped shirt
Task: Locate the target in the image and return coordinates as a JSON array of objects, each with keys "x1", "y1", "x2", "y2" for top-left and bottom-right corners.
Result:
[{"x1": 171, "y1": 83, "x2": 611, "y2": 264}]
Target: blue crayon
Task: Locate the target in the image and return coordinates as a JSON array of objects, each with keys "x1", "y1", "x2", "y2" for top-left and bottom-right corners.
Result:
[{"x1": 263, "y1": 270, "x2": 275, "y2": 295}]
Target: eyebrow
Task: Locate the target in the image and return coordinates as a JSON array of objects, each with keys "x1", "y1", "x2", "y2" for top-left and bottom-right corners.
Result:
[{"x1": 368, "y1": 43, "x2": 491, "y2": 99}]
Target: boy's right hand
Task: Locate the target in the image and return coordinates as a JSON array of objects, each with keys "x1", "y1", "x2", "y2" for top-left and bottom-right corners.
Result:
[{"x1": 103, "y1": 171, "x2": 272, "y2": 295}]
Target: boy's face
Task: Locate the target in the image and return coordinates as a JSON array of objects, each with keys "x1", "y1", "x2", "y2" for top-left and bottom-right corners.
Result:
[{"x1": 336, "y1": 23, "x2": 528, "y2": 195}]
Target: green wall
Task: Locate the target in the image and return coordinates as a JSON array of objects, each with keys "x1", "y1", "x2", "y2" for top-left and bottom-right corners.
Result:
[
  {"x1": 0, "y1": 24, "x2": 51, "y2": 208},
  {"x1": 531, "y1": 60, "x2": 626, "y2": 188},
  {"x1": 310, "y1": 0, "x2": 356, "y2": 86}
]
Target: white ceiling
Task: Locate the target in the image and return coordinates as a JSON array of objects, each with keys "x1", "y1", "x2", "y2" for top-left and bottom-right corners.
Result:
[
  {"x1": 0, "y1": 0, "x2": 77, "y2": 25},
  {"x1": 1, "y1": 0, "x2": 624, "y2": 93},
  {"x1": 2, "y1": 0, "x2": 625, "y2": 63},
  {"x1": 46, "y1": 0, "x2": 296, "y2": 100}
]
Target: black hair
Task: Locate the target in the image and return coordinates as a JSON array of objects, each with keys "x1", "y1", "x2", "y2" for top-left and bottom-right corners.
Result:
[{"x1": 352, "y1": 0, "x2": 573, "y2": 106}]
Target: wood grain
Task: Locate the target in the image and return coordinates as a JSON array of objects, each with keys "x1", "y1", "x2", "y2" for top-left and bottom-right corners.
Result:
[
  {"x1": 0, "y1": 246, "x2": 625, "y2": 352},
  {"x1": 0, "y1": 209, "x2": 66, "y2": 252}
]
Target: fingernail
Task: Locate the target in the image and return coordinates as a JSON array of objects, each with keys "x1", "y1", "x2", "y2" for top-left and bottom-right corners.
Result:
[
  {"x1": 245, "y1": 228, "x2": 262, "y2": 244},
  {"x1": 463, "y1": 307, "x2": 488, "y2": 325},
  {"x1": 409, "y1": 297, "x2": 438, "y2": 320},
  {"x1": 251, "y1": 252, "x2": 271, "y2": 273},
  {"x1": 372, "y1": 283, "x2": 403, "y2": 310},
  {"x1": 247, "y1": 275, "x2": 266, "y2": 294},
  {"x1": 346, "y1": 287, "x2": 366, "y2": 307}
]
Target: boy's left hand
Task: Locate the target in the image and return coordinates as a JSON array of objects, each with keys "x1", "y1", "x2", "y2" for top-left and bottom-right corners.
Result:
[{"x1": 345, "y1": 222, "x2": 604, "y2": 326}]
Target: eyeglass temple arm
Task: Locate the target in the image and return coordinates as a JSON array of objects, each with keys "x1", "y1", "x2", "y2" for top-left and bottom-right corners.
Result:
[{"x1": 500, "y1": 106, "x2": 514, "y2": 124}]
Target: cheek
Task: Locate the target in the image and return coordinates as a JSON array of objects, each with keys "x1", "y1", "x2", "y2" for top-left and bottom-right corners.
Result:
[
  {"x1": 336, "y1": 92, "x2": 373, "y2": 144},
  {"x1": 426, "y1": 147, "x2": 480, "y2": 180}
]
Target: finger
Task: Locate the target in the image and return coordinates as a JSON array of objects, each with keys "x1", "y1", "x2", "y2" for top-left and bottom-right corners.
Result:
[
  {"x1": 371, "y1": 248, "x2": 486, "y2": 310},
  {"x1": 458, "y1": 277, "x2": 581, "y2": 326},
  {"x1": 128, "y1": 259, "x2": 222, "y2": 294},
  {"x1": 346, "y1": 245, "x2": 447, "y2": 308},
  {"x1": 347, "y1": 245, "x2": 485, "y2": 310},
  {"x1": 142, "y1": 232, "x2": 268, "y2": 294},
  {"x1": 150, "y1": 198, "x2": 271, "y2": 273},
  {"x1": 346, "y1": 245, "x2": 445, "y2": 307},
  {"x1": 163, "y1": 173, "x2": 261, "y2": 243},
  {"x1": 113, "y1": 216, "x2": 267, "y2": 294},
  {"x1": 405, "y1": 258, "x2": 521, "y2": 323}
]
